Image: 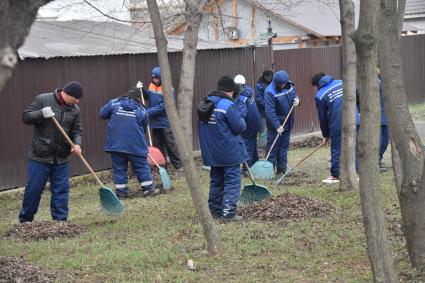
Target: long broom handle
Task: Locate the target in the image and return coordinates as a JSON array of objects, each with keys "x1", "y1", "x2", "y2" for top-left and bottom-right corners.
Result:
[
  {"x1": 265, "y1": 104, "x2": 295, "y2": 161},
  {"x1": 50, "y1": 116, "x2": 105, "y2": 187},
  {"x1": 275, "y1": 140, "x2": 326, "y2": 186},
  {"x1": 147, "y1": 153, "x2": 161, "y2": 169},
  {"x1": 138, "y1": 86, "x2": 153, "y2": 146}
]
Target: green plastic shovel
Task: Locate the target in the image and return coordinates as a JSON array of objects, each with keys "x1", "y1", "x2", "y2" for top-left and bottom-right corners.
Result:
[
  {"x1": 51, "y1": 116, "x2": 124, "y2": 215},
  {"x1": 239, "y1": 163, "x2": 272, "y2": 205}
]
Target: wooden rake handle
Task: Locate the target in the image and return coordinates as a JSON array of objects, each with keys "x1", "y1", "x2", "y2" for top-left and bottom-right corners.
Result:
[
  {"x1": 265, "y1": 104, "x2": 295, "y2": 161},
  {"x1": 244, "y1": 162, "x2": 256, "y2": 186},
  {"x1": 137, "y1": 86, "x2": 153, "y2": 146},
  {"x1": 50, "y1": 116, "x2": 105, "y2": 187},
  {"x1": 274, "y1": 139, "x2": 326, "y2": 186},
  {"x1": 147, "y1": 153, "x2": 161, "y2": 169},
  {"x1": 289, "y1": 140, "x2": 326, "y2": 170}
]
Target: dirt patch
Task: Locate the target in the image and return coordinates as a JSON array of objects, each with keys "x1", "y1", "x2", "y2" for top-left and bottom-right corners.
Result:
[
  {"x1": 0, "y1": 256, "x2": 56, "y2": 283},
  {"x1": 290, "y1": 136, "x2": 323, "y2": 149},
  {"x1": 5, "y1": 221, "x2": 86, "y2": 241},
  {"x1": 281, "y1": 171, "x2": 314, "y2": 186},
  {"x1": 239, "y1": 193, "x2": 333, "y2": 223}
]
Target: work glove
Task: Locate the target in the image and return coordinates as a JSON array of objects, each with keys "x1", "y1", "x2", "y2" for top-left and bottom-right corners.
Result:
[
  {"x1": 293, "y1": 97, "x2": 300, "y2": 106},
  {"x1": 136, "y1": 81, "x2": 143, "y2": 89},
  {"x1": 276, "y1": 125, "x2": 284, "y2": 134},
  {"x1": 42, "y1": 106, "x2": 55, "y2": 118}
]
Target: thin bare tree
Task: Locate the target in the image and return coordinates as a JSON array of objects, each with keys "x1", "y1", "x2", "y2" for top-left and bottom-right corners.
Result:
[
  {"x1": 0, "y1": 0, "x2": 53, "y2": 92},
  {"x1": 146, "y1": 0, "x2": 223, "y2": 256},
  {"x1": 378, "y1": 0, "x2": 425, "y2": 269},
  {"x1": 338, "y1": 0, "x2": 358, "y2": 191},
  {"x1": 176, "y1": 0, "x2": 206, "y2": 151},
  {"x1": 353, "y1": 0, "x2": 398, "y2": 281}
]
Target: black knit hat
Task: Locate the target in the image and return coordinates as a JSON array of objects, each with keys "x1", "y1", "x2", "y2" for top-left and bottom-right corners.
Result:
[
  {"x1": 217, "y1": 75, "x2": 236, "y2": 92},
  {"x1": 63, "y1": 81, "x2": 83, "y2": 98},
  {"x1": 262, "y1": 69, "x2": 273, "y2": 83},
  {"x1": 127, "y1": 86, "x2": 141, "y2": 101},
  {"x1": 311, "y1": 72, "x2": 325, "y2": 87}
]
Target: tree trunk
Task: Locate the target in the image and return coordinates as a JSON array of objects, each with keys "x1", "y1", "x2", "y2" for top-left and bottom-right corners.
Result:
[
  {"x1": 176, "y1": 0, "x2": 207, "y2": 151},
  {"x1": 338, "y1": 0, "x2": 358, "y2": 191},
  {"x1": 378, "y1": 0, "x2": 425, "y2": 269},
  {"x1": 0, "y1": 0, "x2": 52, "y2": 92},
  {"x1": 146, "y1": 0, "x2": 223, "y2": 256},
  {"x1": 354, "y1": 0, "x2": 398, "y2": 281}
]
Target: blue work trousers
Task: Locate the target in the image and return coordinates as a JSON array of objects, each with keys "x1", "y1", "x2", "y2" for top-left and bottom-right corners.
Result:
[
  {"x1": 208, "y1": 165, "x2": 241, "y2": 218},
  {"x1": 265, "y1": 128, "x2": 291, "y2": 173},
  {"x1": 19, "y1": 160, "x2": 70, "y2": 222},
  {"x1": 330, "y1": 131, "x2": 341, "y2": 178},
  {"x1": 110, "y1": 152, "x2": 153, "y2": 194},
  {"x1": 380, "y1": 125, "x2": 389, "y2": 163},
  {"x1": 244, "y1": 137, "x2": 259, "y2": 167}
]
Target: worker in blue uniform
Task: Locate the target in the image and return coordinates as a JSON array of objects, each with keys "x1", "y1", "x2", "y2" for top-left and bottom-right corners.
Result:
[
  {"x1": 234, "y1": 74, "x2": 262, "y2": 172},
  {"x1": 312, "y1": 72, "x2": 360, "y2": 183},
  {"x1": 100, "y1": 87, "x2": 159, "y2": 198},
  {"x1": 198, "y1": 76, "x2": 248, "y2": 222},
  {"x1": 264, "y1": 70, "x2": 299, "y2": 177}
]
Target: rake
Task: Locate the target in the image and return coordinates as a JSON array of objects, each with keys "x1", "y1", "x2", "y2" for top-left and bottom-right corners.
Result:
[
  {"x1": 250, "y1": 105, "x2": 295, "y2": 180},
  {"x1": 148, "y1": 153, "x2": 171, "y2": 192},
  {"x1": 273, "y1": 140, "x2": 326, "y2": 187},
  {"x1": 137, "y1": 83, "x2": 166, "y2": 166},
  {"x1": 51, "y1": 116, "x2": 124, "y2": 215},
  {"x1": 239, "y1": 163, "x2": 272, "y2": 205}
]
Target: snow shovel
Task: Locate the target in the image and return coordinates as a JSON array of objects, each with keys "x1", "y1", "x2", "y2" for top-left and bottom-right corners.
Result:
[
  {"x1": 273, "y1": 139, "x2": 326, "y2": 187},
  {"x1": 250, "y1": 105, "x2": 295, "y2": 180},
  {"x1": 148, "y1": 153, "x2": 171, "y2": 192},
  {"x1": 51, "y1": 116, "x2": 124, "y2": 215},
  {"x1": 239, "y1": 162, "x2": 272, "y2": 205},
  {"x1": 137, "y1": 83, "x2": 166, "y2": 166}
]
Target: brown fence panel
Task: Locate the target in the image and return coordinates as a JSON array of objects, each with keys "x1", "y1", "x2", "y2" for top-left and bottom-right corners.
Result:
[
  {"x1": 253, "y1": 45, "x2": 273, "y2": 80},
  {"x1": 0, "y1": 47, "x2": 259, "y2": 190},
  {"x1": 401, "y1": 34, "x2": 425, "y2": 104},
  {"x1": 191, "y1": 47, "x2": 256, "y2": 150},
  {"x1": 0, "y1": 53, "x2": 184, "y2": 190},
  {"x1": 273, "y1": 46, "x2": 342, "y2": 134},
  {"x1": 2, "y1": 37, "x2": 424, "y2": 190}
]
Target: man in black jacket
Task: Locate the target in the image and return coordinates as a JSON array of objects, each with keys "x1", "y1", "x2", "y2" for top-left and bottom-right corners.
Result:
[{"x1": 19, "y1": 81, "x2": 83, "y2": 222}]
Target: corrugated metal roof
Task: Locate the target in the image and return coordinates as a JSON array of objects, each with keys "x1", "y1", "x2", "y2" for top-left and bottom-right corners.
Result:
[
  {"x1": 406, "y1": 0, "x2": 425, "y2": 16},
  {"x1": 18, "y1": 20, "x2": 245, "y2": 59}
]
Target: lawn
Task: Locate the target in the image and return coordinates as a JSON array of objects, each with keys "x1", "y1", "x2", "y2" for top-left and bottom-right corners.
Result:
[
  {"x1": 409, "y1": 103, "x2": 425, "y2": 122},
  {"x1": 0, "y1": 146, "x2": 422, "y2": 282}
]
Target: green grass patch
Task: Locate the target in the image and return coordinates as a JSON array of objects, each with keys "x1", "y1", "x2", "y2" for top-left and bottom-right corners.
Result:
[
  {"x1": 409, "y1": 103, "x2": 425, "y2": 122},
  {"x1": 0, "y1": 147, "x2": 422, "y2": 282}
]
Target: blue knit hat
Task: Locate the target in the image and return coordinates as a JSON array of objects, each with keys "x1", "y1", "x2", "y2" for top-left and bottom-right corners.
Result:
[{"x1": 63, "y1": 81, "x2": 83, "y2": 98}]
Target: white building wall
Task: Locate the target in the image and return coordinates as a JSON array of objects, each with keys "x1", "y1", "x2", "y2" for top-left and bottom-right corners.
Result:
[{"x1": 197, "y1": 0, "x2": 310, "y2": 41}]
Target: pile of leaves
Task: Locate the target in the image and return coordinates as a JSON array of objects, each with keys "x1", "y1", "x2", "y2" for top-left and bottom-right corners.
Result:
[
  {"x1": 290, "y1": 136, "x2": 323, "y2": 149},
  {"x1": 239, "y1": 193, "x2": 333, "y2": 222},
  {"x1": 0, "y1": 256, "x2": 56, "y2": 283},
  {"x1": 280, "y1": 171, "x2": 314, "y2": 186},
  {"x1": 5, "y1": 221, "x2": 86, "y2": 241}
]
